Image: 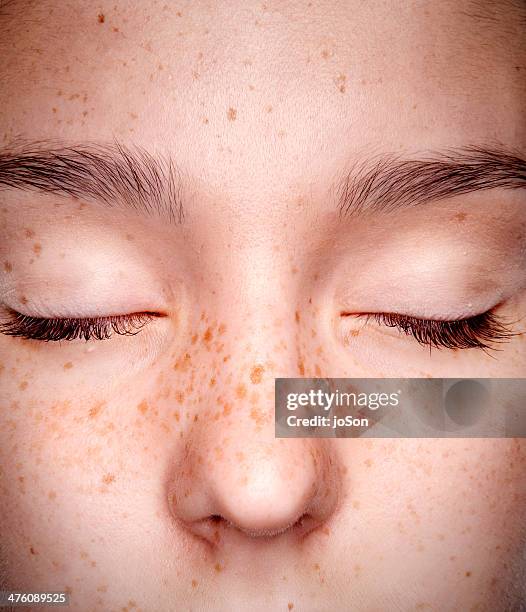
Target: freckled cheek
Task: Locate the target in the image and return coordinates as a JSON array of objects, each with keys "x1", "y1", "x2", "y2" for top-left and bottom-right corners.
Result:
[{"x1": 0, "y1": 387, "x2": 176, "y2": 483}]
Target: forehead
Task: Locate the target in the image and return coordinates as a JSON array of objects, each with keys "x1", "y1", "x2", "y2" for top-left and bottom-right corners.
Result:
[{"x1": 0, "y1": 0, "x2": 524, "y2": 202}]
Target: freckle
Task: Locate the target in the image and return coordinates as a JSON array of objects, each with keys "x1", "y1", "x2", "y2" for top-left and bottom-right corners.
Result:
[
  {"x1": 294, "y1": 311, "x2": 300, "y2": 324},
  {"x1": 203, "y1": 327, "x2": 213, "y2": 343},
  {"x1": 236, "y1": 383, "x2": 247, "y2": 398},
  {"x1": 138, "y1": 400, "x2": 148, "y2": 415},
  {"x1": 97, "y1": 13, "x2": 105, "y2": 23},
  {"x1": 191, "y1": 579, "x2": 198, "y2": 588},
  {"x1": 334, "y1": 73, "x2": 346, "y2": 93},
  {"x1": 465, "y1": 571, "x2": 471, "y2": 577},
  {"x1": 350, "y1": 330, "x2": 360, "y2": 337},
  {"x1": 175, "y1": 391, "x2": 184, "y2": 404},
  {"x1": 288, "y1": 604, "x2": 294, "y2": 610},
  {"x1": 112, "y1": 26, "x2": 119, "y2": 32},
  {"x1": 33, "y1": 243, "x2": 42, "y2": 255},
  {"x1": 227, "y1": 107, "x2": 237, "y2": 121},
  {"x1": 89, "y1": 401, "x2": 105, "y2": 419},
  {"x1": 223, "y1": 403, "x2": 231, "y2": 416},
  {"x1": 3, "y1": 261, "x2": 12, "y2": 272},
  {"x1": 194, "y1": 414, "x2": 199, "y2": 422},
  {"x1": 291, "y1": 266, "x2": 298, "y2": 274},
  {"x1": 218, "y1": 323, "x2": 226, "y2": 335},
  {"x1": 102, "y1": 473, "x2": 115, "y2": 485},
  {"x1": 18, "y1": 380, "x2": 28, "y2": 390},
  {"x1": 454, "y1": 212, "x2": 467, "y2": 222},
  {"x1": 97, "y1": 585, "x2": 108, "y2": 593},
  {"x1": 130, "y1": 112, "x2": 138, "y2": 119},
  {"x1": 214, "y1": 563, "x2": 222, "y2": 572},
  {"x1": 298, "y1": 361, "x2": 305, "y2": 376},
  {"x1": 352, "y1": 500, "x2": 360, "y2": 509},
  {"x1": 63, "y1": 361, "x2": 73, "y2": 370},
  {"x1": 265, "y1": 105, "x2": 273, "y2": 113},
  {"x1": 29, "y1": 546, "x2": 38, "y2": 555},
  {"x1": 191, "y1": 333, "x2": 198, "y2": 344},
  {"x1": 209, "y1": 377, "x2": 216, "y2": 387},
  {"x1": 250, "y1": 407, "x2": 265, "y2": 427},
  {"x1": 250, "y1": 365, "x2": 264, "y2": 384},
  {"x1": 214, "y1": 446, "x2": 223, "y2": 460},
  {"x1": 48, "y1": 490, "x2": 56, "y2": 500},
  {"x1": 315, "y1": 364, "x2": 322, "y2": 376},
  {"x1": 24, "y1": 228, "x2": 35, "y2": 238},
  {"x1": 364, "y1": 458, "x2": 373, "y2": 467}
]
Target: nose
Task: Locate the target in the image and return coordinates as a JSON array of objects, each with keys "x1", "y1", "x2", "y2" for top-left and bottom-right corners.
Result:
[
  {"x1": 166, "y1": 250, "x2": 342, "y2": 546},
  {"x1": 170, "y1": 427, "x2": 339, "y2": 542}
]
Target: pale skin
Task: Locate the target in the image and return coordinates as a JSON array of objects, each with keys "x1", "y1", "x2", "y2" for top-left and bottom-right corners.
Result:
[{"x1": 0, "y1": 1, "x2": 525, "y2": 611}]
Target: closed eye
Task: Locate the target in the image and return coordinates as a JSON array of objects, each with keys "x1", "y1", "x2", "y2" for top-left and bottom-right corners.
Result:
[
  {"x1": 342, "y1": 310, "x2": 519, "y2": 352},
  {"x1": 0, "y1": 309, "x2": 161, "y2": 342}
]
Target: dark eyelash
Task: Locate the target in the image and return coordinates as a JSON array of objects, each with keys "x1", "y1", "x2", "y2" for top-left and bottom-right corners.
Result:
[
  {"x1": 360, "y1": 310, "x2": 518, "y2": 351},
  {"x1": 0, "y1": 310, "x2": 157, "y2": 342}
]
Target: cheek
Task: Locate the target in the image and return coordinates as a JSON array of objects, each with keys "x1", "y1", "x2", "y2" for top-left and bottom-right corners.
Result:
[{"x1": 330, "y1": 439, "x2": 525, "y2": 602}]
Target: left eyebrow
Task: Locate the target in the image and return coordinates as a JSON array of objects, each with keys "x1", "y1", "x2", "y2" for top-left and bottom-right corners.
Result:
[
  {"x1": 0, "y1": 140, "x2": 185, "y2": 223},
  {"x1": 335, "y1": 145, "x2": 526, "y2": 217}
]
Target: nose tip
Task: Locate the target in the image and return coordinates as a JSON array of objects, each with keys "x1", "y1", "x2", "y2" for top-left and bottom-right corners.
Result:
[
  {"x1": 211, "y1": 457, "x2": 317, "y2": 537},
  {"x1": 170, "y1": 439, "x2": 339, "y2": 543}
]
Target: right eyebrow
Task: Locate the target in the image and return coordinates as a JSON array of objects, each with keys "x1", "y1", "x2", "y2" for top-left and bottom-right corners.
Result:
[{"x1": 0, "y1": 140, "x2": 185, "y2": 223}]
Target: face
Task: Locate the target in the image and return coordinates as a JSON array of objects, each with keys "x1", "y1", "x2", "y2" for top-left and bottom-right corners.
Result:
[{"x1": 0, "y1": 1, "x2": 525, "y2": 610}]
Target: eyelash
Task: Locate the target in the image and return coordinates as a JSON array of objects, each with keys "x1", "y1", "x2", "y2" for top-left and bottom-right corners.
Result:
[
  {"x1": 354, "y1": 310, "x2": 518, "y2": 351},
  {"x1": 0, "y1": 310, "x2": 156, "y2": 342},
  {"x1": 0, "y1": 308, "x2": 518, "y2": 350}
]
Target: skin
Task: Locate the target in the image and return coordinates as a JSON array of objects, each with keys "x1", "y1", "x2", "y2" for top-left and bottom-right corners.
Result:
[{"x1": 0, "y1": 1, "x2": 525, "y2": 610}]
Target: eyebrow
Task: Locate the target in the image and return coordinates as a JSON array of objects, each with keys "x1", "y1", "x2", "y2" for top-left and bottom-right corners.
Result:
[
  {"x1": 0, "y1": 140, "x2": 185, "y2": 223},
  {"x1": 336, "y1": 146, "x2": 526, "y2": 217},
  {"x1": 0, "y1": 141, "x2": 525, "y2": 222}
]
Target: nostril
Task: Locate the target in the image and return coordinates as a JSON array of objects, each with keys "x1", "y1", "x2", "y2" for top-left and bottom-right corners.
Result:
[
  {"x1": 294, "y1": 513, "x2": 321, "y2": 538},
  {"x1": 181, "y1": 510, "x2": 322, "y2": 545}
]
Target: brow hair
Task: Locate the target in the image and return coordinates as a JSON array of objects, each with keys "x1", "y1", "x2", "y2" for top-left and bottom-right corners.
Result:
[
  {"x1": 337, "y1": 146, "x2": 526, "y2": 218},
  {"x1": 0, "y1": 140, "x2": 185, "y2": 223},
  {"x1": 461, "y1": 0, "x2": 526, "y2": 27},
  {"x1": 1, "y1": 141, "x2": 525, "y2": 222}
]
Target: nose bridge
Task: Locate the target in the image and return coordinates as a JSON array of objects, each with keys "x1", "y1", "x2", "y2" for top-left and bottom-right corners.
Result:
[{"x1": 198, "y1": 240, "x2": 306, "y2": 384}]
